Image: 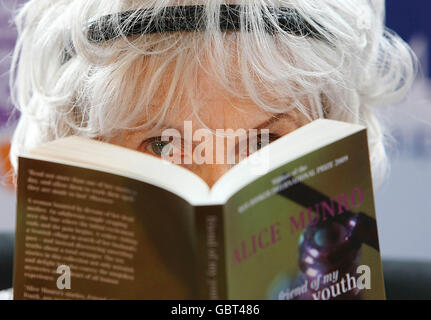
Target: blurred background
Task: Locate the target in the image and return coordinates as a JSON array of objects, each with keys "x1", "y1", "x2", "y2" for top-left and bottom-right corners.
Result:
[{"x1": 0, "y1": 1, "x2": 430, "y2": 262}]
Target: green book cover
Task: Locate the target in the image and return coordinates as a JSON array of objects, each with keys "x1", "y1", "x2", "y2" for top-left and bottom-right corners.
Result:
[
  {"x1": 12, "y1": 119, "x2": 386, "y2": 300},
  {"x1": 222, "y1": 129, "x2": 384, "y2": 300}
]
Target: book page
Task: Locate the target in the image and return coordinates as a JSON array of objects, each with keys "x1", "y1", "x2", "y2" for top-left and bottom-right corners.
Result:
[{"x1": 26, "y1": 137, "x2": 210, "y2": 206}]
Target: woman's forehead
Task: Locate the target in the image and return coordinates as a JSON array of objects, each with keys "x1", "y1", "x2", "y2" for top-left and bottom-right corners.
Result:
[
  {"x1": 136, "y1": 57, "x2": 294, "y2": 131},
  {"x1": 147, "y1": 95, "x2": 275, "y2": 131}
]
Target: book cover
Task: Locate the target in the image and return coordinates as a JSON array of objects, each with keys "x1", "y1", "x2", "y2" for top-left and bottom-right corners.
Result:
[{"x1": 222, "y1": 129, "x2": 385, "y2": 299}]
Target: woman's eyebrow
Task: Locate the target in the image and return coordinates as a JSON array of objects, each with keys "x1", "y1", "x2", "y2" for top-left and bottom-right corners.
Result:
[
  {"x1": 253, "y1": 113, "x2": 293, "y2": 130},
  {"x1": 126, "y1": 123, "x2": 184, "y2": 141}
]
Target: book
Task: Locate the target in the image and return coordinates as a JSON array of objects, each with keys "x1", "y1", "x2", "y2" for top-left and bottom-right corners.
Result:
[{"x1": 13, "y1": 119, "x2": 386, "y2": 300}]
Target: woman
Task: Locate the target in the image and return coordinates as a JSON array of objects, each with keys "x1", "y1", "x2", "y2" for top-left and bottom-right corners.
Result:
[{"x1": 3, "y1": 0, "x2": 415, "y2": 299}]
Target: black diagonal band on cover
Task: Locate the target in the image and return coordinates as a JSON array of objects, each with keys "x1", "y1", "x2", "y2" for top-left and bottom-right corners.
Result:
[
  {"x1": 87, "y1": 5, "x2": 325, "y2": 42},
  {"x1": 278, "y1": 181, "x2": 379, "y2": 251}
]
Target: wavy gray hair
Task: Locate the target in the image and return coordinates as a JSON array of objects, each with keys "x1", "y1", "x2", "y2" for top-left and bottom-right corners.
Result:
[{"x1": 9, "y1": 0, "x2": 416, "y2": 185}]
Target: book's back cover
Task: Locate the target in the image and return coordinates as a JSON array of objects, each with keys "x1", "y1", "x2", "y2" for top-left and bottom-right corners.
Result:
[
  {"x1": 224, "y1": 129, "x2": 386, "y2": 300},
  {"x1": 13, "y1": 158, "x2": 197, "y2": 299}
]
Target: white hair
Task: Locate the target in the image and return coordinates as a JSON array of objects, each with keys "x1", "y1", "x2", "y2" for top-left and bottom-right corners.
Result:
[{"x1": 10, "y1": 0, "x2": 416, "y2": 185}]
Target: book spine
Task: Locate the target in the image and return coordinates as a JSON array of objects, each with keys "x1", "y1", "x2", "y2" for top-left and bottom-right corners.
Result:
[
  {"x1": 13, "y1": 157, "x2": 28, "y2": 300},
  {"x1": 195, "y1": 205, "x2": 227, "y2": 300}
]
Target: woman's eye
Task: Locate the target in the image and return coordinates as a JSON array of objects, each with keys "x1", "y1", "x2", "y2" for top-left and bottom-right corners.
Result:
[
  {"x1": 234, "y1": 133, "x2": 280, "y2": 163},
  {"x1": 250, "y1": 133, "x2": 280, "y2": 153},
  {"x1": 142, "y1": 137, "x2": 174, "y2": 156},
  {"x1": 256, "y1": 138, "x2": 266, "y2": 150},
  {"x1": 151, "y1": 140, "x2": 170, "y2": 155}
]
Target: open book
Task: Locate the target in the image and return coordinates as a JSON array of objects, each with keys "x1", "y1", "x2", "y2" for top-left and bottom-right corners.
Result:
[{"x1": 13, "y1": 119, "x2": 386, "y2": 300}]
